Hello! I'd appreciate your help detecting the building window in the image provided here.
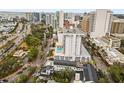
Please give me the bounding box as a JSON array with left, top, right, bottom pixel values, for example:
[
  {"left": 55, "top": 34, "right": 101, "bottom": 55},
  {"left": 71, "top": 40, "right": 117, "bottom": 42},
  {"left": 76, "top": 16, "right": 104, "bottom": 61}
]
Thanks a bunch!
[
  {"left": 76, "top": 57, "right": 80, "bottom": 61},
  {"left": 55, "top": 56, "right": 59, "bottom": 60}
]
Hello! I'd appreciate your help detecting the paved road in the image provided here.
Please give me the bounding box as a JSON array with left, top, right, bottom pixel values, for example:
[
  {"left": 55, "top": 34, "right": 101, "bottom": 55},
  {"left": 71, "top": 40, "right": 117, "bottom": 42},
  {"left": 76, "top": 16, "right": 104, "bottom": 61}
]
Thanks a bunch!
[
  {"left": 93, "top": 56, "right": 107, "bottom": 72},
  {"left": 33, "top": 39, "right": 51, "bottom": 67},
  {"left": 0, "top": 23, "right": 31, "bottom": 82},
  {"left": 0, "top": 23, "right": 31, "bottom": 61},
  {"left": 5, "top": 39, "right": 52, "bottom": 82}
]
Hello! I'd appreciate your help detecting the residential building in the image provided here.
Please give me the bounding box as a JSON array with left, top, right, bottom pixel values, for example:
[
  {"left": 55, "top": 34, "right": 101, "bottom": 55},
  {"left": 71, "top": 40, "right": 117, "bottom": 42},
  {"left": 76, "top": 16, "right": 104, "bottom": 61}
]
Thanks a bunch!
[
  {"left": 81, "top": 15, "right": 89, "bottom": 32},
  {"left": 89, "top": 9, "right": 112, "bottom": 38},
  {"left": 54, "top": 28, "right": 91, "bottom": 66},
  {"left": 104, "top": 48, "right": 124, "bottom": 65},
  {"left": 90, "top": 36, "right": 121, "bottom": 49},
  {"left": 56, "top": 11, "right": 64, "bottom": 29},
  {"left": 64, "top": 12, "right": 75, "bottom": 21},
  {"left": 40, "top": 12, "right": 46, "bottom": 24},
  {"left": 102, "top": 36, "right": 121, "bottom": 48},
  {"left": 46, "top": 14, "right": 51, "bottom": 25},
  {"left": 111, "top": 19, "right": 124, "bottom": 34},
  {"left": 26, "top": 13, "right": 33, "bottom": 22},
  {"left": 35, "top": 66, "right": 54, "bottom": 76},
  {"left": 13, "top": 50, "right": 27, "bottom": 59},
  {"left": 32, "top": 12, "right": 40, "bottom": 22},
  {"left": 73, "top": 64, "right": 98, "bottom": 83},
  {"left": 75, "top": 15, "right": 81, "bottom": 21}
]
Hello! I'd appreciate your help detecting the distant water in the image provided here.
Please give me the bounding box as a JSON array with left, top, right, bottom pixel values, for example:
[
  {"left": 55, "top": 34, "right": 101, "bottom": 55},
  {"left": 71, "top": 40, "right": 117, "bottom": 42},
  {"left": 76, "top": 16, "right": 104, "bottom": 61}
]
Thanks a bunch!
[{"left": 0, "top": 12, "right": 26, "bottom": 18}]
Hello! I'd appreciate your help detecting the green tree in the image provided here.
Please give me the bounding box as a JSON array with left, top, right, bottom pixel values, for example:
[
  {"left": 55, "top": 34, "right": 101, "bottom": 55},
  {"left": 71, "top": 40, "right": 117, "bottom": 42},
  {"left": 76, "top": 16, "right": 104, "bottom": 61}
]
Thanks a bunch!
[
  {"left": 27, "top": 66, "right": 36, "bottom": 75},
  {"left": 0, "top": 56, "right": 22, "bottom": 79},
  {"left": 52, "top": 69, "right": 74, "bottom": 83},
  {"left": 25, "top": 35, "right": 40, "bottom": 47},
  {"left": 28, "top": 47, "right": 38, "bottom": 61},
  {"left": 108, "top": 64, "right": 124, "bottom": 83},
  {"left": 16, "top": 74, "right": 28, "bottom": 83},
  {"left": 98, "top": 78, "right": 109, "bottom": 83},
  {"left": 29, "top": 77, "right": 37, "bottom": 83}
]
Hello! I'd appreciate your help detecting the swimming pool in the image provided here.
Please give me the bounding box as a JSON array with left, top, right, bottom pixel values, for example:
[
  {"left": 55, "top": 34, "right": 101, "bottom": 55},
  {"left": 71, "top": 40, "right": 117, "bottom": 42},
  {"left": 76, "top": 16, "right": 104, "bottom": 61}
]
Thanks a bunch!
[{"left": 56, "top": 47, "right": 63, "bottom": 53}]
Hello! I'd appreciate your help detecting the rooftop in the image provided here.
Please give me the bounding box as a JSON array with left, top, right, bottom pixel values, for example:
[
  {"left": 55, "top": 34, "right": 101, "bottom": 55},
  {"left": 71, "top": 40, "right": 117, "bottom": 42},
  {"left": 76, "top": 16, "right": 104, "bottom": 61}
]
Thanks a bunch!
[
  {"left": 13, "top": 50, "right": 27, "bottom": 57},
  {"left": 92, "top": 38, "right": 109, "bottom": 47},
  {"left": 83, "top": 64, "right": 98, "bottom": 82},
  {"left": 81, "top": 44, "right": 91, "bottom": 58},
  {"left": 113, "top": 19, "right": 124, "bottom": 23},
  {"left": 59, "top": 28, "right": 85, "bottom": 34},
  {"left": 105, "top": 48, "right": 124, "bottom": 64},
  {"left": 103, "top": 36, "right": 120, "bottom": 41},
  {"left": 54, "top": 60, "right": 76, "bottom": 67},
  {"left": 74, "top": 64, "right": 98, "bottom": 83}
]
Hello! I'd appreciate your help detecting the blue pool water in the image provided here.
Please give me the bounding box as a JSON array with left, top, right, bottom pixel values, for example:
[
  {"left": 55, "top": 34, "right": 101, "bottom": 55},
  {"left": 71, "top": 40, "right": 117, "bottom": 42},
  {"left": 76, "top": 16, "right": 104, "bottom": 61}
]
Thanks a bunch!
[{"left": 57, "top": 48, "right": 63, "bottom": 53}]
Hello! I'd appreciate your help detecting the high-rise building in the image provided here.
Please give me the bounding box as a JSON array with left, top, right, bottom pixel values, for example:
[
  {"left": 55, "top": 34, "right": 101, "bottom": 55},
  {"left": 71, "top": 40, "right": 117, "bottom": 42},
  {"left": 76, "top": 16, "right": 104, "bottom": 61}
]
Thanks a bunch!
[
  {"left": 89, "top": 9, "right": 112, "bottom": 38},
  {"left": 52, "top": 14, "right": 57, "bottom": 29},
  {"left": 56, "top": 11, "right": 64, "bottom": 29},
  {"left": 111, "top": 19, "right": 124, "bottom": 34},
  {"left": 40, "top": 12, "right": 46, "bottom": 24},
  {"left": 32, "top": 12, "right": 40, "bottom": 22},
  {"left": 64, "top": 13, "right": 75, "bottom": 20},
  {"left": 59, "top": 11, "right": 64, "bottom": 28},
  {"left": 26, "top": 13, "right": 33, "bottom": 22},
  {"left": 45, "top": 13, "right": 57, "bottom": 29},
  {"left": 75, "top": 15, "right": 81, "bottom": 21},
  {"left": 81, "top": 15, "right": 89, "bottom": 32},
  {"left": 54, "top": 28, "right": 91, "bottom": 62},
  {"left": 46, "top": 14, "right": 51, "bottom": 25}
]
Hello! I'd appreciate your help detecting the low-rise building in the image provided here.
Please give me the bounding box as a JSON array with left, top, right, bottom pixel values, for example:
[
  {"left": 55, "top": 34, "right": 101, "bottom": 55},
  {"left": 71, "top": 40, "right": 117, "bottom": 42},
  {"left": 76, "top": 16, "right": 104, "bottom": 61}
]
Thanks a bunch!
[
  {"left": 73, "top": 64, "right": 98, "bottom": 83},
  {"left": 54, "top": 59, "right": 83, "bottom": 71},
  {"left": 13, "top": 50, "right": 27, "bottom": 59},
  {"left": 111, "top": 19, "right": 124, "bottom": 34},
  {"left": 38, "top": 66, "right": 54, "bottom": 76},
  {"left": 104, "top": 48, "right": 124, "bottom": 65},
  {"left": 102, "top": 36, "right": 121, "bottom": 48},
  {"left": 90, "top": 36, "right": 121, "bottom": 49}
]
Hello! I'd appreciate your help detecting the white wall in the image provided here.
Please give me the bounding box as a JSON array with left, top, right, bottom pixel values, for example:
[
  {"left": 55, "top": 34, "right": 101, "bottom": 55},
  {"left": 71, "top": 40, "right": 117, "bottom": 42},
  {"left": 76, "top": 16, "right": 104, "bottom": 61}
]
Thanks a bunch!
[
  {"left": 59, "top": 11, "right": 64, "bottom": 28},
  {"left": 90, "top": 9, "right": 112, "bottom": 38}
]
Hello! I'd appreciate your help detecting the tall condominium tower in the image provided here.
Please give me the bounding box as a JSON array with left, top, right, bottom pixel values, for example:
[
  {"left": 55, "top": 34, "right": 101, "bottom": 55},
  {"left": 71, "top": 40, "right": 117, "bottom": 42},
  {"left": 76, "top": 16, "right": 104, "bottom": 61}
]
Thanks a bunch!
[
  {"left": 89, "top": 9, "right": 112, "bottom": 38},
  {"left": 54, "top": 28, "right": 91, "bottom": 62},
  {"left": 56, "top": 11, "right": 64, "bottom": 29}
]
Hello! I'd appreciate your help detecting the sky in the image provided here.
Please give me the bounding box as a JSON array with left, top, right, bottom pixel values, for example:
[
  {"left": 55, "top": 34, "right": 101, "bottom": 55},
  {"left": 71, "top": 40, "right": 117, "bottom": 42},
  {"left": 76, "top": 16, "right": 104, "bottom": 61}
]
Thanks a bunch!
[{"left": 0, "top": 9, "right": 124, "bottom": 14}]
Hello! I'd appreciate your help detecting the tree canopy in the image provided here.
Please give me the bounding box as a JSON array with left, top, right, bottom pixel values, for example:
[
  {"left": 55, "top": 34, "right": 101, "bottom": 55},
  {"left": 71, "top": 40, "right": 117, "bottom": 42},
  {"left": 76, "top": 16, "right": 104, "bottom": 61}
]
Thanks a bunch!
[
  {"left": 25, "top": 35, "right": 40, "bottom": 47},
  {"left": 108, "top": 64, "right": 124, "bottom": 83}
]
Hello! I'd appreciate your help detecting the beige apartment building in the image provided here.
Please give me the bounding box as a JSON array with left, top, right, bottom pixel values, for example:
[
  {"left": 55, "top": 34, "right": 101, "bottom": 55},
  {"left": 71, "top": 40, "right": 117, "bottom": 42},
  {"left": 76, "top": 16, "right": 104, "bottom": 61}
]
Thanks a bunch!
[
  {"left": 81, "top": 15, "right": 89, "bottom": 32},
  {"left": 111, "top": 19, "right": 124, "bottom": 34}
]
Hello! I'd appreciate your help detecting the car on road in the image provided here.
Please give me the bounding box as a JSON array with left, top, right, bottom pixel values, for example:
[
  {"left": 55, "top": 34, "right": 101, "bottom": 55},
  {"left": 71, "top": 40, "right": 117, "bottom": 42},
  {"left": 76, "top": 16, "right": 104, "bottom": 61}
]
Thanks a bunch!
[{"left": 17, "top": 71, "right": 23, "bottom": 74}]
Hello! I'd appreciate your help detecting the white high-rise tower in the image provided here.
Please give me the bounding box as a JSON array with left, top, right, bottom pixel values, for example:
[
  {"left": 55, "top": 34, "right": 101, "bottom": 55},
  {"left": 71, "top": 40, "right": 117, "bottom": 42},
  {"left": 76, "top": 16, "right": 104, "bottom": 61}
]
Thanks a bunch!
[{"left": 89, "top": 9, "right": 112, "bottom": 38}]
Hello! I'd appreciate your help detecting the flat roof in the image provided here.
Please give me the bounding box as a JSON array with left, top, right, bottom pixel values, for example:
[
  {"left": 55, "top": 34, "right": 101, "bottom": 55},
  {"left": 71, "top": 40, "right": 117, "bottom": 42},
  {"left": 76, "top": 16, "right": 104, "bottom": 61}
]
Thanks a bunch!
[
  {"left": 103, "top": 36, "right": 120, "bottom": 41},
  {"left": 83, "top": 64, "right": 98, "bottom": 82},
  {"left": 54, "top": 60, "right": 76, "bottom": 67},
  {"left": 81, "top": 44, "right": 91, "bottom": 58},
  {"left": 93, "top": 38, "right": 108, "bottom": 47},
  {"left": 59, "top": 28, "right": 85, "bottom": 34},
  {"left": 111, "top": 34, "right": 124, "bottom": 38},
  {"left": 105, "top": 48, "right": 124, "bottom": 63},
  {"left": 113, "top": 19, "right": 124, "bottom": 23}
]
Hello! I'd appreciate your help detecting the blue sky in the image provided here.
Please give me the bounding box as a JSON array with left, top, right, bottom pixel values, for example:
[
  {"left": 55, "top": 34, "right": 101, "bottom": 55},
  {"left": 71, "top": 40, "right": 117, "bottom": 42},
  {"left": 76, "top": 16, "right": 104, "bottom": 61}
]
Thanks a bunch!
[{"left": 0, "top": 9, "right": 124, "bottom": 14}]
